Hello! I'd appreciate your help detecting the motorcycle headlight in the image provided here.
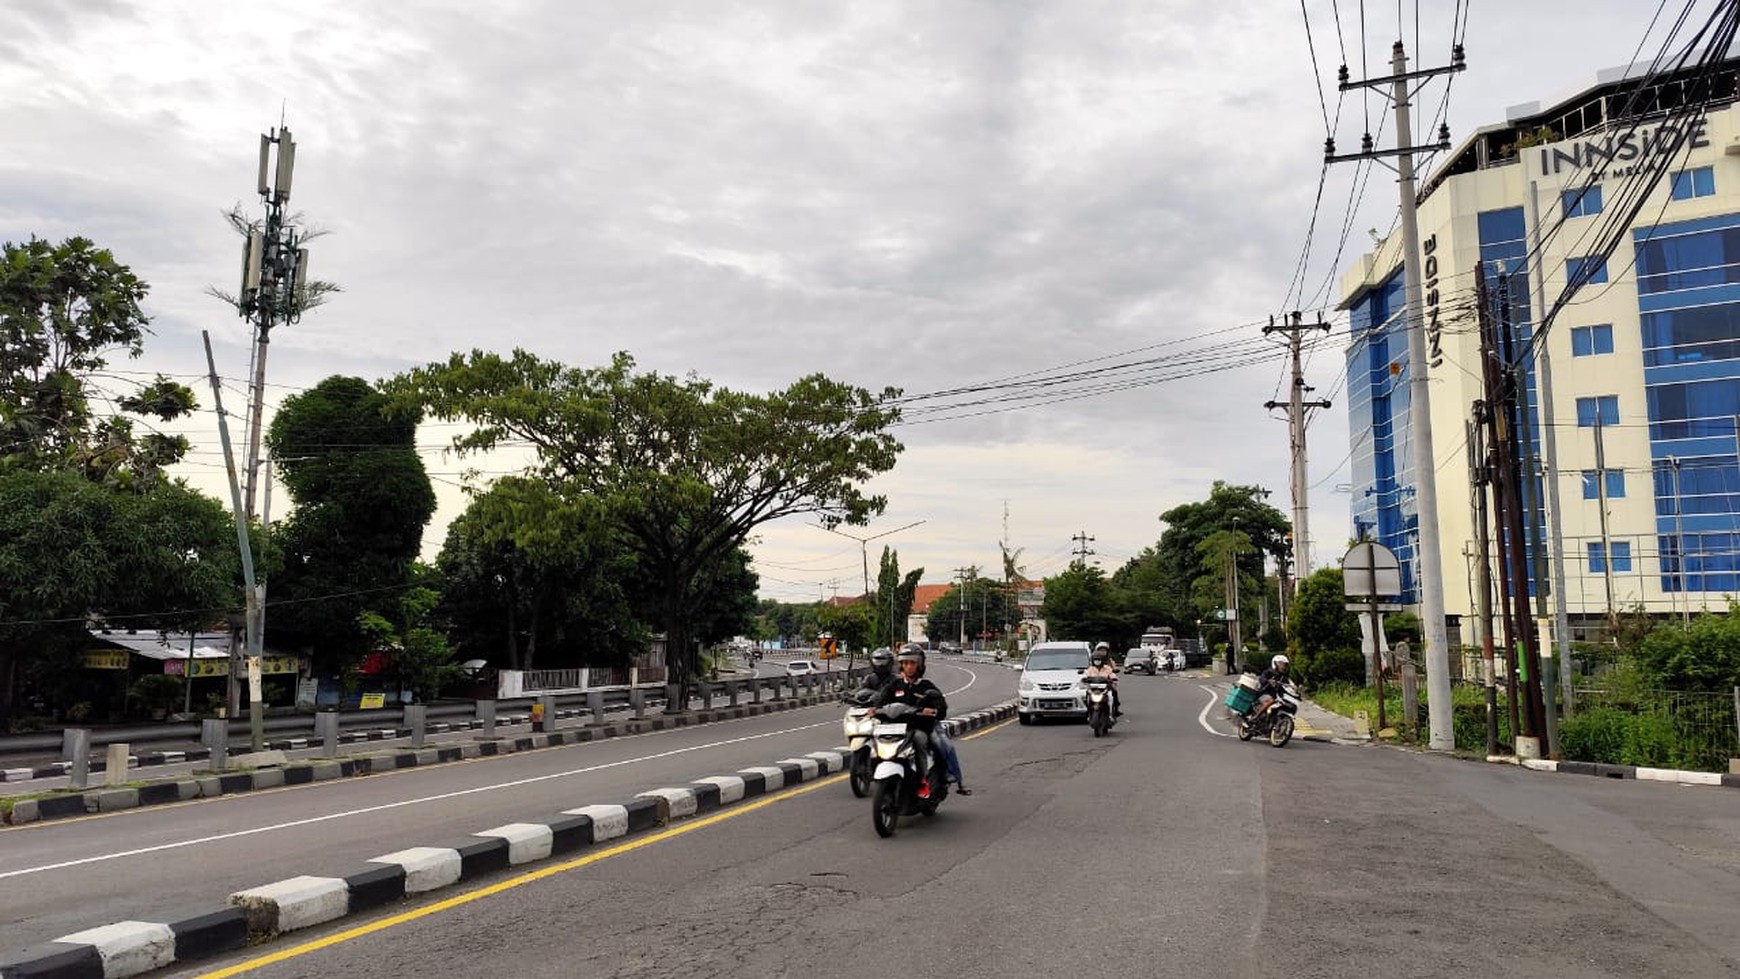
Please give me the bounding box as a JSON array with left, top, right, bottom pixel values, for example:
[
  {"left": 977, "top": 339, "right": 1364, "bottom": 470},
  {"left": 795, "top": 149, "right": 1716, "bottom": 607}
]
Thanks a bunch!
[{"left": 874, "top": 739, "right": 902, "bottom": 760}]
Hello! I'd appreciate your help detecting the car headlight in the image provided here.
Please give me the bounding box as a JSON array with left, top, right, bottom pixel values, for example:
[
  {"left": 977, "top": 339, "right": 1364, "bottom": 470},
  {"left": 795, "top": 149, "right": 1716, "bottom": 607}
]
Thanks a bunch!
[{"left": 1018, "top": 677, "right": 1034, "bottom": 692}]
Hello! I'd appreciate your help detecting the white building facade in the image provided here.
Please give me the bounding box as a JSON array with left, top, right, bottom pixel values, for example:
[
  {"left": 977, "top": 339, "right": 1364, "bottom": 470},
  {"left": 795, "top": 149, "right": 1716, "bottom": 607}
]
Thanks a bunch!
[{"left": 1341, "top": 59, "right": 1740, "bottom": 643}]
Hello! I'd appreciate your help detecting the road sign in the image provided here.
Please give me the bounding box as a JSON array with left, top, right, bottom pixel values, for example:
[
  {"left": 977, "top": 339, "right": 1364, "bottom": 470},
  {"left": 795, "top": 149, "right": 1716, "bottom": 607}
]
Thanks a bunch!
[{"left": 1342, "top": 542, "right": 1402, "bottom": 598}]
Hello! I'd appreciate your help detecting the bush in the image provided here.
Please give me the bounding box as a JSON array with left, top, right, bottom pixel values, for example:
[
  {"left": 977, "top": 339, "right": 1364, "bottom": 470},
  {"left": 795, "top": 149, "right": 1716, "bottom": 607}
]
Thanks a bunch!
[
  {"left": 1299, "top": 646, "right": 1365, "bottom": 686},
  {"left": 127, "top": 674, "right": 184, "bottom": 715},
  {"left": 1558, "top": 706, "right": 1708, "bottom": 769}
]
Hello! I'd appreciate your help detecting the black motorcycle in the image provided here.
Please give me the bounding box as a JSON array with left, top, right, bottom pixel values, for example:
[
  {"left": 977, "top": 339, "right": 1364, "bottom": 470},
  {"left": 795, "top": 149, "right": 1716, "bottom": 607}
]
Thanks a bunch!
[
  {"left": 867, "top": 702, "right": 948, "bottom": 838},
  {"left": 1237, "top": 680, "right": 1300, "bottom": 747}
]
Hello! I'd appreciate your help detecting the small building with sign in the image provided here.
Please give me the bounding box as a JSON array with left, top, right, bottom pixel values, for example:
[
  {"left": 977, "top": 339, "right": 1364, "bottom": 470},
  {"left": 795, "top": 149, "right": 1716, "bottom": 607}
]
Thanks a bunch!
[{"left": 81, "top": 629, "right": 308, "bottom": 717}]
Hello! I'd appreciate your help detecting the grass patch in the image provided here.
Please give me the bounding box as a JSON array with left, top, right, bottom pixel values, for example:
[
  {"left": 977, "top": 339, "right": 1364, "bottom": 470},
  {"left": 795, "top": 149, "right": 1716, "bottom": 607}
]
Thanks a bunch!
[{"left": 1308, "top": 681, "right": 1519, "bottom": 753}]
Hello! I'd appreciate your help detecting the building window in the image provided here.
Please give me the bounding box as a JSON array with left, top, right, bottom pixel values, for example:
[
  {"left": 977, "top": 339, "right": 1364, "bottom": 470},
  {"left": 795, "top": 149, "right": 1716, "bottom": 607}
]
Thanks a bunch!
[
  {"left": 1568, "top": 256, "right": 1609, "bottom": 285},
  {"left": 1589, "top": 541, "right": 1634, "bottom": 574},
  {"left": 1582, "top": 469, "right": 1626, "bottom": 499},
  {"left": 1576, "top": 395, "right": 1620, "bottom": 427},
  {"left": 1671, "top": 166, "right": 1716, "bottom": 201},
  {"left": 1571, "top": 324, "right": 1615, "bottom": 356},
  {"left": 1562, "top": 185, "right": 1603, "bottom": 218}
]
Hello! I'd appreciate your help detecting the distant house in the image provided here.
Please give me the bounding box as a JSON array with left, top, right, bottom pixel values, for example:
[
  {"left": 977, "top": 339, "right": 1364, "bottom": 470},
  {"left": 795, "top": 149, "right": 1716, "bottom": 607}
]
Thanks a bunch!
[{"left": 907, "top": 584, "right": 955, "bottom": 645}]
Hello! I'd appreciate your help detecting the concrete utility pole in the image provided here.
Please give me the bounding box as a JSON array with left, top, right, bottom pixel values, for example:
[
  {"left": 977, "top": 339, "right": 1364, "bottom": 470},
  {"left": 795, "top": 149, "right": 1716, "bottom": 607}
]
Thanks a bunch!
[
  {"left": 202, "top": 333, "right": 265, "bottom": 752},
  {"left": 954, "top": 566, "right": 974, "bottom": 648},
  {"left": 1330, "top": 40, "right": 1465, "bottom": 752},
  {"left": 1264, "top": 311, "right": 1334, "bottom": 584}
]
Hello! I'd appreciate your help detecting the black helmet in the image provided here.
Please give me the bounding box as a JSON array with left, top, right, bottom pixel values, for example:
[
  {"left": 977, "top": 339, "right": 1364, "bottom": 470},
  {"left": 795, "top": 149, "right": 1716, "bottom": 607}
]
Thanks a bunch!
[
  {"left": 897, "top": 644, "right": 927, "bottom": 677},
  {"left": 870, "top": 648, "right": 895, "bottom": 675}
]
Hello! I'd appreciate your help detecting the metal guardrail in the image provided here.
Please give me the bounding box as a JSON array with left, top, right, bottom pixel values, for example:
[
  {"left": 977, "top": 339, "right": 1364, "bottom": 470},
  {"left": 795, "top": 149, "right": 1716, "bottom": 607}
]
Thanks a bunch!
[{"left": 0, "top": 668, "right": 871, "bottom": 759}]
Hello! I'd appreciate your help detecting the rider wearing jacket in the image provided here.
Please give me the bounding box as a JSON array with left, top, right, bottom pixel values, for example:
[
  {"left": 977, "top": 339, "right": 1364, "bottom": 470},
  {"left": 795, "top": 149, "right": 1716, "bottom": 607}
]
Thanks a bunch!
[
  {"left": 851, "top": 648, "right": 898, "bottom": 702},
  {"left": 1252, "top": 654, "right": 1291, "bottom": 717},
  {"left": 1083, "top": 642, "right": 1121, "bottom": 717},
  {"left": 875, "top": 646, "right": 963, "bottom": 798}
]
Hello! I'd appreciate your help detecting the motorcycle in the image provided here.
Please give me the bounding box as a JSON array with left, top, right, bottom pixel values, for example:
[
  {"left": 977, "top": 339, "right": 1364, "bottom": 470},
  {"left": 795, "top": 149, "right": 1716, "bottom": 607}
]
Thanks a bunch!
[
  {"left": 1237, "top": 679, "right": 1300, "bottom": 747},
  {"left": 868, "top": 702, "right": 948, "bottom": 838},
  {"left": 841, "top": 688, "right": 878, "bottom": 797},
  {"left": 1083, "top": 675, "right": 1115, "bottom": 737}
]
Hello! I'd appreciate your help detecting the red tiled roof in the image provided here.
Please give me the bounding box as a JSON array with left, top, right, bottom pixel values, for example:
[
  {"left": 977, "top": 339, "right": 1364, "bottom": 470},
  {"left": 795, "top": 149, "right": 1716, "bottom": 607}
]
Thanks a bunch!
[{"left": 910, "top": 584, "right": 953, "bottom": 614}]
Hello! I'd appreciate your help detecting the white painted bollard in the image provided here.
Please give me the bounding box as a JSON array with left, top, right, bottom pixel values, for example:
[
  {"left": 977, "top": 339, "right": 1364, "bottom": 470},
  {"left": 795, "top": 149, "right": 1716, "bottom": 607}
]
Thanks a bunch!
[{"left": 105, "top": 743, "right": 130, "bottom": 787}]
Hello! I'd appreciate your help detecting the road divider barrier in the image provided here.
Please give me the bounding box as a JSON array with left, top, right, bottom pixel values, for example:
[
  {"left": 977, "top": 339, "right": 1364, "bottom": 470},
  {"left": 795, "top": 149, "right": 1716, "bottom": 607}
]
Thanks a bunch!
[
  {"left": 3, "top": 681, "right": 871, "bottom": 826},
  {"left": 0, "top": 701, "right": 1016, "bottom": 979}
]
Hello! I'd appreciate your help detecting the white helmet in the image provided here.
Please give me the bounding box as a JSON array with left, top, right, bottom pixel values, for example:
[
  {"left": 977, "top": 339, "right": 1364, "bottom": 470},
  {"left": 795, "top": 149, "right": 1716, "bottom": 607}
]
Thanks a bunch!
[{"left": 1271, "top": 654, "right": 1290, "bottom": 670}]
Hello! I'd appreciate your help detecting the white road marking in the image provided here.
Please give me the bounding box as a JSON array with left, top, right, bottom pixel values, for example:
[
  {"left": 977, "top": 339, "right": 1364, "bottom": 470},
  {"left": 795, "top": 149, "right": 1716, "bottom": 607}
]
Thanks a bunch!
[
  {"left": 0, "top": 667, "right": 984, "bottom": 879},
  {"left": 1197, "top": 684, "right": 1233, "bottom": 738}
]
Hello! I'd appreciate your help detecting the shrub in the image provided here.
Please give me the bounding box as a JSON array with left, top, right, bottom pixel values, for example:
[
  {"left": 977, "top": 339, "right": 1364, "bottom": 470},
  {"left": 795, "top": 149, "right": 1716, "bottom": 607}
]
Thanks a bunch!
[
  {"left": 1300, "top": 646, "right": 1365, "bottom": 686},
  {"left": 127, "top": 674, "right": 184, "bottom": 715}
]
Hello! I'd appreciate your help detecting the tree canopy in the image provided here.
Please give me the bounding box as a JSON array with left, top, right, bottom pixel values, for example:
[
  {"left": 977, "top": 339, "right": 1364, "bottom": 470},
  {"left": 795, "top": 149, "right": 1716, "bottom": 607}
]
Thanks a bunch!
[
  {"left": 390, "top": 350, "right": 902, "bottom": 697},
  {"left": 266, "top": 375, "right": 436, "bottom": 671}
]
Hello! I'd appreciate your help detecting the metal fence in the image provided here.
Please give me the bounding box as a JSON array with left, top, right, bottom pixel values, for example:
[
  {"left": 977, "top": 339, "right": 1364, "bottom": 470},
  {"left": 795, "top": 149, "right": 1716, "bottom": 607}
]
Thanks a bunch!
[{"left": 1567, "top": 685, "right": 1739, "bottom": 772}]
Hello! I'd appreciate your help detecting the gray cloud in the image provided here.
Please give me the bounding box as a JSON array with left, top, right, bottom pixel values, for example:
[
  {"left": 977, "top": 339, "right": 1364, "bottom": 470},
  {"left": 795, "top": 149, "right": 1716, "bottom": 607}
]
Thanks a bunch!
[{"left": 0, "top": 0, "right": 1680, "bottom": 599}]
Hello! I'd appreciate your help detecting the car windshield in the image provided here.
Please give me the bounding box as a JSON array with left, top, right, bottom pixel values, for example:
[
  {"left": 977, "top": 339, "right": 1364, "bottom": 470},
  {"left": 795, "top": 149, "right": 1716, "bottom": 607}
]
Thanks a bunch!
[{"left": 1026, "top": 649, "right": 1090, "bottom": 671}]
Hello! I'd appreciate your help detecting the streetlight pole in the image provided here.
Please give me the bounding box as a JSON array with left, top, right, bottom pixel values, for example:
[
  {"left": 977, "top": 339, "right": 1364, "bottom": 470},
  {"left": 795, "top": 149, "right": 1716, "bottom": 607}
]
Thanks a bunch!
[{"left": 819, "top": 519, "right": 926, "bottom": 647}]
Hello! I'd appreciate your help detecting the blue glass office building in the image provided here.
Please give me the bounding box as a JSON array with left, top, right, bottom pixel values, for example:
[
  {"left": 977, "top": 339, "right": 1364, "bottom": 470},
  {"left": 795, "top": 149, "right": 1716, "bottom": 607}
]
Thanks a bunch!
[{"left": 1340, "top": 58, "right": 1740, "bottom": 637}]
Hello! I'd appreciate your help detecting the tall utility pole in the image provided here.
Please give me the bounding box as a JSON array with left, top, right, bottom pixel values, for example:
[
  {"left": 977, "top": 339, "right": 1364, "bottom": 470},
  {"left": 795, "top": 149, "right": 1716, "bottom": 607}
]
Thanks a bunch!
[
  {"left": 1330, "top": 40, "right": 1465, "bottom": 751},
  {"left": 1264, "top": 311, "right": 1334, "bottom": 585},
  {"left": 954, "top": 566, "right": 974, "bottom": 648},
  {"left": 1467, "top": 411, "right": 1500, "bottom": 758},
  {"left": 1071, "top": 531, "right": 1096, "bottom": 569},
  {"left": 1593, "top": 414, "right": 1618, "bottom": 621},
  {"left": 203, "top": 333, "right": 265, "bottom": 752}
]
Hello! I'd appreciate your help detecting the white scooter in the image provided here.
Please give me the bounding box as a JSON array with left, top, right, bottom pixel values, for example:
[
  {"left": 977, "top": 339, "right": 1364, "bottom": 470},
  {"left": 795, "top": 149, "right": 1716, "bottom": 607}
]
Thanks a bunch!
[{"left": 841, "top": 689, "right": 878, "bottom": 798}]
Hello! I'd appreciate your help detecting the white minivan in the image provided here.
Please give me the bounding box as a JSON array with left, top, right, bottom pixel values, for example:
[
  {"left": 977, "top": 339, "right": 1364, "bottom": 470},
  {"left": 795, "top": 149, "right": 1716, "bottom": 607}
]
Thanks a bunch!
[{"left": 1017, "top": 641, "right": 1094, "bottom": 724}]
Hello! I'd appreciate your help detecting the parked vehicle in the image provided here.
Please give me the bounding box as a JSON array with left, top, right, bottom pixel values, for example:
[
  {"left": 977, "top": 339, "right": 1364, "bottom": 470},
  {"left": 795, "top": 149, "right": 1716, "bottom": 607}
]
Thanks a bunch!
[
  {"left": 1123, "top": 648, "right": 1159, "bottom": 675},
  {"left": 1017, "top": 641, "right": 1094, "bottom": 724},
  {"left": 786, "top": 660, "right": 819, "bottom": 677},
  {"left": 867, "top": 702, "right": 948, "bottom": 837},
  {"left": 1083, "top": 675, "right": 1116, "bottom": 736}
]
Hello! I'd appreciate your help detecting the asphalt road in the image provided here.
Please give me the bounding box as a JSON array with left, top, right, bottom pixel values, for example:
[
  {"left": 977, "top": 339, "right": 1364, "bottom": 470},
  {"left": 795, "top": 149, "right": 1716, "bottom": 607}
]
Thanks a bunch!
[
  {"left": 148, "top": 670, "right": 1740, "bottom": 979},
  {"left": 1, "top": 661, "right": 1009, "bottom": 952}
]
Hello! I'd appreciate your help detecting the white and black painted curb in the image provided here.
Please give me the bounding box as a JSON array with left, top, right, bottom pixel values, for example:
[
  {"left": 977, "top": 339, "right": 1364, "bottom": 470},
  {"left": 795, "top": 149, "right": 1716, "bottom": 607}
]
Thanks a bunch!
[
  {"left": 0, "top": 702, "right": 1017, "bottom": 979},
  {"left": 1498, "top": 755, "right": 1740, "bottom": 789},
  {"left": 4, "top": 690, "right": 852, "bottom": 826}
]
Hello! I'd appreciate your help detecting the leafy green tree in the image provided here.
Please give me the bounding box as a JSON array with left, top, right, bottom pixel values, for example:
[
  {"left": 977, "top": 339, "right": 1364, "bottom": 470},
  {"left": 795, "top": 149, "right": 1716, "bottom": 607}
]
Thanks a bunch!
[
  {"left": 1038, "top": 565, "right": 1139, "bottom": 649},
  {"left": 1109, "top": 546, "right": 1174, "bottom": 634},
  {"left": 356, "top": 568, "right": 458, "bottom": 703},
  {"left": 1150, "top": 482, "right": 1289, "bottom": 624},
  {"left": 925, "top": 576, "right": 1019, "bottom": 647},
  {"left": 390, "top": 350, "right": 901, "bottom": 700},
  {"left": 0, "top": 469, "right": 237, "bottom": 713},
  {"left": 1287, "top": 567, "right": 1364, "bottom": 685},
  {"left": 817, "top": 601, "right": 873, "bottom": 660},
  {"left": 754, "top": 599, "right": 820, "bottom": 647},
  {"left": 435, "top": 477, "right": 640, "bottom": 670},
  {"left": 266, "top": 376, "right": 436, "bottom": 672},
  {"left": 1, "top": 236, "right": 199, "bottom": 487},
  {"left": 870, "top": 546, "right": 924, "bottom": 648}
]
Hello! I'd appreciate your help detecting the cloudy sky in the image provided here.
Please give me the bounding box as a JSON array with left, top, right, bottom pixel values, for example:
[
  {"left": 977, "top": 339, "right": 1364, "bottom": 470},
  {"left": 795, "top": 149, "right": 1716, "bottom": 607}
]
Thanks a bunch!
[{"left": 0, "top": 0, "right": 1688, "bottom": 602}]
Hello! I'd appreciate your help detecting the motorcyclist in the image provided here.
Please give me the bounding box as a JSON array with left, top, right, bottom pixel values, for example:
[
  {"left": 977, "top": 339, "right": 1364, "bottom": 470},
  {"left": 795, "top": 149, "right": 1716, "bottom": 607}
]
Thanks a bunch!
[
  {"left": 1083, "top": 642, "right": 1121, "bottom": 717},
  {"left": 1252, "top": 654, "right": 1292, "bottom": 718},
  {"left": 849, "top": 648, "right": 897, "bottom": 704},
  {"left": 875, "top": 645, "right": 966, "bottom": 798}
]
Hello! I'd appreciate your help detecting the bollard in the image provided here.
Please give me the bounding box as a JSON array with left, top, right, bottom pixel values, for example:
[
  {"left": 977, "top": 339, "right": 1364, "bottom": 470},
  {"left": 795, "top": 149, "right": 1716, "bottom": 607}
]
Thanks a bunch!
[
  {"left": 587, "top": 690, "right": 606, "bottom": 726},
  {"left": 405, "top": 704, "right": 428, "bottom": 749},
  {"left": 728, "top": 680, "right": 740, "bottom": 708},
  {"left": 477, "top": 699, "right": 497, "bottom": 739},
  {"left": 752, "top": 678, "right": 764, "bottom": 704},
  {"left": 63, "top": 728, "right": 91, "bottom": 790},
  {"left": 540, "top": 694, "right": 558, "bottom": 732},
  {"left": 315, "top": 710, "right": 341, "bottom": 758},
  {"left": 630, "top": 686, "right": 646, "bottom": 720},
  {"left": 664, "top": 682, "right": 682, "bottom": 715},
  {"left": 701, "top": 681, "right": 714, "bottom": 711},
  {"left": 202, "top": 718, "right": 229, "bottom": 770},
  {"left": 105, "top": 743, "right": 130, "bottom": 788}
]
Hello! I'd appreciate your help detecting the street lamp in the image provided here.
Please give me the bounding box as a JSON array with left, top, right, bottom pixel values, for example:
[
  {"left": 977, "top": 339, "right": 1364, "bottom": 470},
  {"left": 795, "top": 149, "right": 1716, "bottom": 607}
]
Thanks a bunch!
[{"left": 818, "top": 519, "right": 927, "bottom": 647}]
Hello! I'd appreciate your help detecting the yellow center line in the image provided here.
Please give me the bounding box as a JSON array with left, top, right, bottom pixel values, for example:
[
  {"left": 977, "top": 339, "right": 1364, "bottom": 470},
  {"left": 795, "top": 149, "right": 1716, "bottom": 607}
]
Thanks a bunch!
[{"left": 191, "top": 714, "right": 1011, "bottom": 978}]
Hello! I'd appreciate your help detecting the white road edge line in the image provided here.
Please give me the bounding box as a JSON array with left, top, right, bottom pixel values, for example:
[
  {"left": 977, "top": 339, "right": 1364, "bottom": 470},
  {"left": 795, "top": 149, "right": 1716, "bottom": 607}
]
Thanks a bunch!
[
  {"left": 1197, "top": 684, "right": 1233, "bottom": 738},
  {"left": 0, "top": 667, "right": 986, "bottom": 880}
]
